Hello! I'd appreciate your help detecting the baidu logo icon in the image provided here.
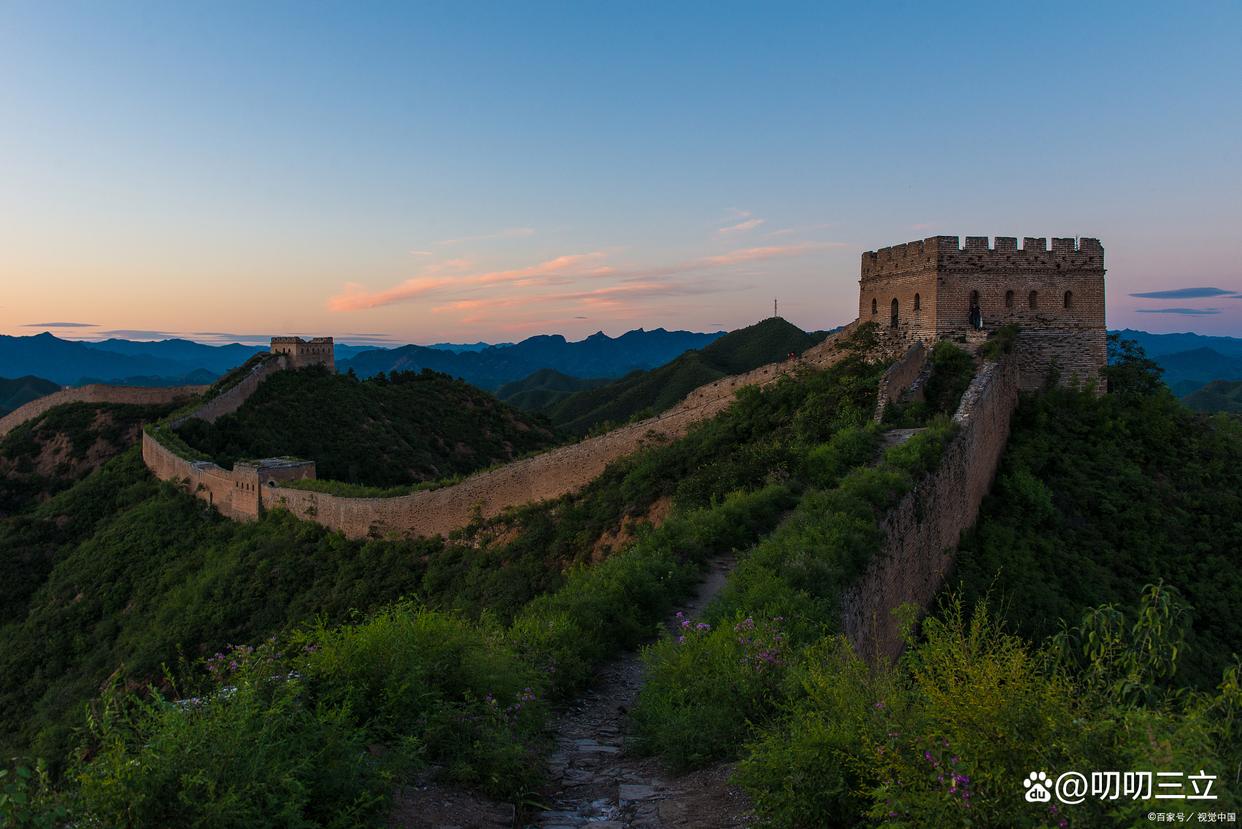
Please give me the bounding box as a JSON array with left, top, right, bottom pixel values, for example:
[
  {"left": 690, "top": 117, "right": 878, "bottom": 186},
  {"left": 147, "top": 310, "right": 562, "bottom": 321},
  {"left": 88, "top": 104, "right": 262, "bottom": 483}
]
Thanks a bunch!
[{"left": 1024, "top": 771, "right": 1053, "bottom": 802}]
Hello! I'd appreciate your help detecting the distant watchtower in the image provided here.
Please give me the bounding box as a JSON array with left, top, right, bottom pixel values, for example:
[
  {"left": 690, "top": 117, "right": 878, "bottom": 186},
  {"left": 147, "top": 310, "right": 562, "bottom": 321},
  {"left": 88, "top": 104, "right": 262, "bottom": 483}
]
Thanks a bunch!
[
  {"left": 859, "top": 236, "right": 1106, "bottom": 391},
  {"left": 270, "top": 336, "right": 335, "bottom": 372}
]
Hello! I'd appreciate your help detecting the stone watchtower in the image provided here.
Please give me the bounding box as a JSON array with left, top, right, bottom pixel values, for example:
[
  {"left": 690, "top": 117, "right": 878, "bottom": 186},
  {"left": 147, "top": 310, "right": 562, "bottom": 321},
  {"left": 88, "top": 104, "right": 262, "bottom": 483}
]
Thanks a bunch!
[
  {"left": 270, "top": 336, "right": 336, "bottom": 371},
  {"left": 858, "top": 236, "right": 1106, "bottom": 391}
]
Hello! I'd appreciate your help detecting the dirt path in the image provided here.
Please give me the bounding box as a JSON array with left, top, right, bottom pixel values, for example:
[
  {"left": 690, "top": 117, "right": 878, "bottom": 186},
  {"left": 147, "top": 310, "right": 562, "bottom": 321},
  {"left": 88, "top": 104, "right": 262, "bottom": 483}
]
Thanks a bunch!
[
  {"left": 529, "top": 552, "right": 753, "bottom": 829},
  {"left": 387, "top": 554, "right": 752, "bottom": 829}
]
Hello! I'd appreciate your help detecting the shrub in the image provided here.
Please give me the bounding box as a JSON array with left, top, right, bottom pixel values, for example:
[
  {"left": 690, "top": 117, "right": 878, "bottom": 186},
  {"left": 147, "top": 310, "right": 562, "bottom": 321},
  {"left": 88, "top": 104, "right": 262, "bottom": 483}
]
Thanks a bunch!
[
  {"left": 630, "top": 613, "right": 791, "bottom": 770},
  {"left": 293, "top": 604, "right": 545, "bottom": 798},
  {"left": 75, "top": 656, "right": 382, "bottom": 829}
]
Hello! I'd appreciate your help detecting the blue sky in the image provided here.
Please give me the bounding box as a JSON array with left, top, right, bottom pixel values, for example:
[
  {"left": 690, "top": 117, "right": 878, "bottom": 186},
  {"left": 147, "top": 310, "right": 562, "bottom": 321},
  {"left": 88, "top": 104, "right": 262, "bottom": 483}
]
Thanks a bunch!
[{"left": 2, "top": 1, "right": 1240, "bottom": 344}]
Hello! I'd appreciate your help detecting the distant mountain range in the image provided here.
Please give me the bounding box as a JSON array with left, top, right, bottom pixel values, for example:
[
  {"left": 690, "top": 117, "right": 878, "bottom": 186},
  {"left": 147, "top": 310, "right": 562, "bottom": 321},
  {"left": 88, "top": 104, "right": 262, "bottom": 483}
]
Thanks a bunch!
[
  {"left": 339, "top": 328, "right": 727, "bottom": 390},
  {"left": 4, "top": 327, "right": 1242, "bottom": 410}
]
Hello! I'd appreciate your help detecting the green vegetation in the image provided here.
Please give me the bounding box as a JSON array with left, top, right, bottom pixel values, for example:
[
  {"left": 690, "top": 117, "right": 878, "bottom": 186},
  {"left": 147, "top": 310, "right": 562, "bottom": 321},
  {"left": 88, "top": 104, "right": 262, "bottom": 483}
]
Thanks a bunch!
[
  {"left": 629, "top": 420, "right": 957, "bottom": 770},
  {"left": 734, "top": 588, "right": 1239, "bottom": 827},
  {"left": 949, "top": 336, "right": 1242, "bottom": 688},
  {"left": 176, "top": 366, "right": 558, "bottom": 487},
  {"left": 1184, "top": 378, "right": 1242, "bottom": 413},
  {"left": 529, "top": 317, "right": 823, "bottom": 435},
  {"left": 0, "top": 401, "right": 178, "bottom": 514},
  {"left": 880, "top": 340, "right": 976, "bottom": 427},
  {"left": 0, "top": 325, "right": 889, "bottom": 823},
  {"left": 0, "top": 375, "right": 59, "bottom": 417}
]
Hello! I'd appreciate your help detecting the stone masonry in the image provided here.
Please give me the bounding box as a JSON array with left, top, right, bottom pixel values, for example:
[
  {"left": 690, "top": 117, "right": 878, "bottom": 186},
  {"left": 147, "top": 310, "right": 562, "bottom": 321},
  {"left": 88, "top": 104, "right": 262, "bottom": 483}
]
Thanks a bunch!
[
  {"left": 0, "top": 383, "right": 208, "bottom": 439},
  {"left": 859, "top": 235, "right": 1106, "bottom": 391},
  {"left": 269, "top": 336, "right": 335, "bottom": 371}
]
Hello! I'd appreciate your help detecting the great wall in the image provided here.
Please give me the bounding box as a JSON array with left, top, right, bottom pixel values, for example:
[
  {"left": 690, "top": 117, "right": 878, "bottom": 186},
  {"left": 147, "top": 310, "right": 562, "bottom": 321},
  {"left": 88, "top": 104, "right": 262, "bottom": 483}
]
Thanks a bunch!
[
  {"left": 2, "top": 235, "right": 1105, "bottom": 661},
  {"left": 0, "top": 383, "right": 208, "bottom": 439}
]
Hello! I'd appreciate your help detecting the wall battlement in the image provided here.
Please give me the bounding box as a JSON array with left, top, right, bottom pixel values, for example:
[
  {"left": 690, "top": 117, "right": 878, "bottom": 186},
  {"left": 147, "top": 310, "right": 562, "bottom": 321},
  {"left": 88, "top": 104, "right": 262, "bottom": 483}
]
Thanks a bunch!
[{"left": 862, "top": 235, "right": 1103, "bottom": 278}]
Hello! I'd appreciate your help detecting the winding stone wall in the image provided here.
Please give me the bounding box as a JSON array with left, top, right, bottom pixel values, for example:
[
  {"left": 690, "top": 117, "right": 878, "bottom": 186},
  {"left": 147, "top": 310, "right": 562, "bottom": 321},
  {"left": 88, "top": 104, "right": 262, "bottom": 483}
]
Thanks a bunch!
[
  {"left": 260, "top": 320, "right": 864, "bottom": 539},
  {"left": 0, "top": 384, "right": 208, "bottom": 439},
  {"left": 171, "top": 356, "right": 287, "bottom": 427},
  {"left": 841, "top": 353, "right": 1021, "bottom": 664}
]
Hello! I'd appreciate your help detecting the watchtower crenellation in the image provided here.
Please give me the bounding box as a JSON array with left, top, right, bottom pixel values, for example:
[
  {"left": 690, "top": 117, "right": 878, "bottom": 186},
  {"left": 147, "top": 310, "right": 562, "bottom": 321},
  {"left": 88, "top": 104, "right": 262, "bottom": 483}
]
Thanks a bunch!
[
  {"left": 270, "top": 336, "right": 336, "bottom": 371},
  {"left": 859, "top": 235, "right": 1106, "bottom": 392}
]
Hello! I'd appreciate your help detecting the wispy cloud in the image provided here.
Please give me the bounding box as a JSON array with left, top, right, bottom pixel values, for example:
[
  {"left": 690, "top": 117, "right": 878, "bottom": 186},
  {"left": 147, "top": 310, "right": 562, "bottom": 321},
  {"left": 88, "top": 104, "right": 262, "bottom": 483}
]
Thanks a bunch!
[
  {"left": 1133, "top": 307, "right": 1222, "bottom": 315},
  {"left": 911, "top": 222, "right": 937, "bottom": 232},
  {"left": 329, "top": 241, "right": 840, "bottom": 318},
  {"left": 329, "top": 252, "right": 612, "bottom": 311},
  {"left": 717, "top": 209, "right": 765, "bottom": 236},
  {"left": 409, "top": 250, "right": 433, "bottom": 256},
  {"left": 1130, "top": 287, "right": 1239, "bottom": 299},
  {"left": 22, "top": 321, "right": 97, "bottom": 328},
  {"left": 437, "top": 227, "right": 535, "bottom": 246},
  {"left": 718, "top": 217, "right": 765, "bottom": 235}
]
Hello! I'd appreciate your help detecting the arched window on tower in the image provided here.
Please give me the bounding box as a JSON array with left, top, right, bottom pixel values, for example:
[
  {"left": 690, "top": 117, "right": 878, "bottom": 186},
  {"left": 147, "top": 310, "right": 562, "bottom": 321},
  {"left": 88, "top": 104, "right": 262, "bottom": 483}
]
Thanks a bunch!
[
  {"left": 871, "top": 298, "right": 877, "bottom": 316},
  {"left": 1005, "top": 290, "right": 1014, "bottom": 309},
  {"left": 890, "top": 298, "right": 899, "bottom": 329},
  {"left": 1063, "top": 290, "right": 1073, "bottom": 309},
  {"left": 914, "top": 293, "right": 921, "bottom": 312},
  {"left": 1029, "top": 290, "right": 1039, "bottom": 309}
]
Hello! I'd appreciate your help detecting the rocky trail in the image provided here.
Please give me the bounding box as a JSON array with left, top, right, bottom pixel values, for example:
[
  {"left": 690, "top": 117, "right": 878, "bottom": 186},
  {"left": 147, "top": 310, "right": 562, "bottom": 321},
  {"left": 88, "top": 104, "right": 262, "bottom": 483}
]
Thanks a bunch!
[
  {"left": 529, "top": 552, "right": 753, "bottom": 829},
  {"left": 390, "top": 553, "right": 755, "bottom": 829}
]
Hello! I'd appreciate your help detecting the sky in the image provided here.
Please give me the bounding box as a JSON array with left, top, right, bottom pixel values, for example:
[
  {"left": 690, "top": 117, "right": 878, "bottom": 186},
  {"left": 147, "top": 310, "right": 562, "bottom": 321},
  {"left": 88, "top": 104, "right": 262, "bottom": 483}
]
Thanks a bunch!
[{"left": 2, "top": 1, "right": 1240, "bottom": 346}]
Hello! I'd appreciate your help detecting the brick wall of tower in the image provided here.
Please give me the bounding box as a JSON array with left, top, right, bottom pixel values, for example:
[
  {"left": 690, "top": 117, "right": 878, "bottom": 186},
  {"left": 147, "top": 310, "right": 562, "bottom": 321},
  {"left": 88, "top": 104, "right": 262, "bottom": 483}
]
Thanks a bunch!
[
  {"left": 861, "top": 235, "right": 1106, "bottom": 391},
  {"left": 859, "top": 240, "right": 939, "bottom": 342}
]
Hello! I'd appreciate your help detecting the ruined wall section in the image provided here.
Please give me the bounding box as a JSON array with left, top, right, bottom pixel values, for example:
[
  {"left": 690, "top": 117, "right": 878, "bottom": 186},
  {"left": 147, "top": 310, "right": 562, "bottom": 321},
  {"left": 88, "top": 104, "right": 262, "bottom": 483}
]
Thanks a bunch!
[
  {"left": 0, "top": 384, "right": 208, "bottom": 439},
  {"left": 872, "top": 341, "right": 928, "bottom": 422},
  {"left": 841, "top": 353, "right": 1021, "bottom": 664}
]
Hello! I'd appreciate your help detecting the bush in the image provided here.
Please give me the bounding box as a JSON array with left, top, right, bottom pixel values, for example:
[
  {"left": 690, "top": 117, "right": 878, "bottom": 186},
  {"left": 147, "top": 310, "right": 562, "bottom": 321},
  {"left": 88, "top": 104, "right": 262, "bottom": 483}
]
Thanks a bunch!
[
  {"left": 293, "top": 604, "right": 545, "bottom": 798},
  {"left": 75, "top": 656, "right": 382, "bottom": 829},
  {"left": 736, "top": 591, "right": 1242, "bottom": 828},
  {"left": 630, "top": 613, "right": 791, "bottom": 770}
]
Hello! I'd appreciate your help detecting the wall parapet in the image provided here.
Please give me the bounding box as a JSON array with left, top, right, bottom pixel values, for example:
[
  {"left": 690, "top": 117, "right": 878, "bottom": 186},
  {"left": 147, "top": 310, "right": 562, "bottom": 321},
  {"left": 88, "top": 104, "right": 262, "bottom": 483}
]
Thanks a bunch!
[
  {"left": 841, "top": 353, "right": 1021, "bottom": 663},
  {"left": 0, "top": 383, "right": 208, "bottom": 439},
  {"left": 862, "top": 235, "right": 1103, "bottom": 279}
]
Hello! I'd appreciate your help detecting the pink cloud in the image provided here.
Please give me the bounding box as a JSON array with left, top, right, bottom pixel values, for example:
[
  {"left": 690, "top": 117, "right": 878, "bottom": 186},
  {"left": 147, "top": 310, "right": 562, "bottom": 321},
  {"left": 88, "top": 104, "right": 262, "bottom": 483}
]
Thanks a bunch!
[
  {"left": 718, "top": 217, "right": 766, "bottom": 235},
  {"left": 328, "top": 252, "right": 610, "bottom": 311},
  {"left": 329, "top": 241, "right": 840, "bottom": 313}
]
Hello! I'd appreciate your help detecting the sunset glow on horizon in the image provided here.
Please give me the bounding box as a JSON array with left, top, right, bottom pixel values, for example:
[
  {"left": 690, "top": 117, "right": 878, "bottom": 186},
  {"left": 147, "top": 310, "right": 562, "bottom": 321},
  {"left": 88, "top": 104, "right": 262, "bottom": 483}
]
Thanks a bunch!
[{"left": 3, "top": 2, "right": 1241, "bottom": 345}]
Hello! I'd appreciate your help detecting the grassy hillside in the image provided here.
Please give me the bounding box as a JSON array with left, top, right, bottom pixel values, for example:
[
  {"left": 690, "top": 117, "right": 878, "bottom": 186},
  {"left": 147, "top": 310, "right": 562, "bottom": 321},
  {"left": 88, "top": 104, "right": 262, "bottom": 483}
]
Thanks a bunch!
[
  {"left": 0, "top": 400, "right": 179, "bottom": 515},
  {"left": 1184, "top": 378, "right": 1242, "bottom": 413},
  {"left": 176, "top": 366, "right": 558, "bottom": 487},
  {"left": 947, "top": 355, "right": 1242, "bottom": 688},
  {"left": 495, "top": 368, "right": 609, "bottom": 411},
  {"left": 0, "top": 375, "right": 59, "bottom": 416},
  {"left": 535, "top": 317, "right": 823, "bottom": 435},
  {"left": 0, "top": 325, "right": 886, "bottom": 807}
]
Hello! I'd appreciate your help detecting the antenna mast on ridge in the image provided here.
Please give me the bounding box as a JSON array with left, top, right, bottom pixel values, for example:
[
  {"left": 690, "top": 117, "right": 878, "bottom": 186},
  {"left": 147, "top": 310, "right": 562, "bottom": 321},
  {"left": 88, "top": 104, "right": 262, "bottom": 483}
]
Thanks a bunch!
[{"left": 774, "top": 298, "right": 778, "bottom": 318}]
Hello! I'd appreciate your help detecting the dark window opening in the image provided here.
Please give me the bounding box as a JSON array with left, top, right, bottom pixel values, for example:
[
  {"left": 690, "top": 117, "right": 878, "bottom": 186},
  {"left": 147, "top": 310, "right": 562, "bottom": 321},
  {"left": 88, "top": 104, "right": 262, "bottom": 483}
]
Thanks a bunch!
[
  {"left": 914, "top": 292, "right": 921, "bottom": 312},
  {"left": 1063, "top": 290, "right": 1073, "bottom": 309},
  {"left": 1029, "top": 290, "right": 1038, "bottom": 309},
  {"left": 890, "top": 297, "right": 899, "bottom": 329},
  {"left": 871, "top": 297, "right": 877, "bottom": 315},
  {"left": 1005, "top": 289, "right": 1014, "bottom": 308}
]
